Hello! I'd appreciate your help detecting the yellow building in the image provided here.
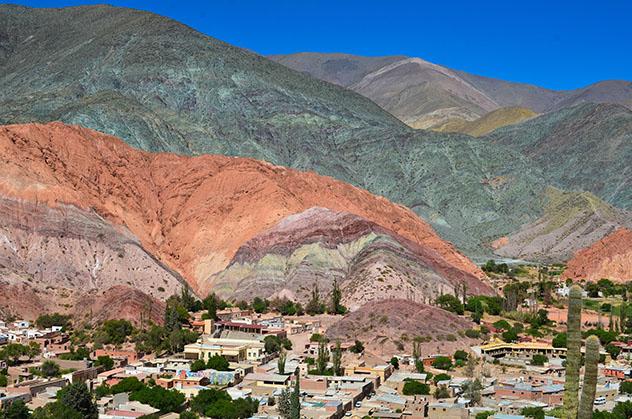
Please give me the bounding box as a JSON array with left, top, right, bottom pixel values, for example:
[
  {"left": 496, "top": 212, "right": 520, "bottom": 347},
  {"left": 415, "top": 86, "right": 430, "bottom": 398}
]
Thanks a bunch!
[{"left": 184, "top": 337, "right": 265, "bottom": 363}]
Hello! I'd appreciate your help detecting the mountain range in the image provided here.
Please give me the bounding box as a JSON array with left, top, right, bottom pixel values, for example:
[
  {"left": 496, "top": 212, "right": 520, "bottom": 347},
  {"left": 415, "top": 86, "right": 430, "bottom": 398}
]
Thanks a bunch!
[
  {"left": 0, "top": 4, "right": 631, "bottom": 320},
  {"left": 270, "top": 52, "right": 632, "bottom": 130}
]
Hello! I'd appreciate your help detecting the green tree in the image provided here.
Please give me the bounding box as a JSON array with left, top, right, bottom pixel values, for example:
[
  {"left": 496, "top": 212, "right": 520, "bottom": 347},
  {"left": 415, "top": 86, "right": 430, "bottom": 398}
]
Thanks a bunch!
[
  {"left": 316, "top": 340, "right": 329, "bottom": 375},
  {"left": 521, "top": 407, "right": 545, "bottom": 419},
  {"left": 531, "top": 354, "right": 548, "bottom": 366},
  {"left": 620, "top": 381, "right": 632, "bottom": 394},
  {"left": 433, "top": 373, "right": 451, "bottom": 384},
  {"left": 605, "top": 343, "right": 621, "bottom": 359},
  {"left": 332, "top": 341, "right": 342, "bottom": 376},
  {"left": 278, "top": 350, "right": 287, "bottom": 375},
  {"left": 252, "top": 297, "right": 268, "bottom": 314},
  {"left": 475, "top": 411, "right": 494, "bottom": 419},
  {"left": 58, "top": 382, "right": 98, "bottom": 419},
  {"left": 290, "top": 373, "right": 300, "bottom": 419},
  {"left": 190, "top": 389, "right": 230, "bottom": 415},
  {"left": 101, "top": 319, "right": 134, "bottom": 345},
  {"left": 552, "top": 332, "right": 567, "bottom": 348},
  {"left": 306, "top": 283, "right": 324, "bottom": 315},
  {"left": 130, "top": 386, "right": 185, "bottom": 412},
  {"left": 35, "top": 313, "right": 71, "bottom": 330},
  {"left": 94, "top": 356, "right": 114, "bottom": 371},
  {"left": 453, "top": 350, "right": 468, "bottom": 361},
  {"left": 277, "top": 387, "right": 292, "bottom": 419},
  {"left": 349, "top": 340, "right": 364, "bottom": 354},
  {"left": 0, "top": 374, "right": 8, "bottom": 387},
  {"left": 330, "top": 278, "right": 346, "bottom": 315},
  {"left": 179, "top": 412, "right": 199, "bottom": 419},
  {"left": 32, "top": 401, "right": 83, "bottom": 419},
  {"left": 462, "top": 379, "right": 483, "bottom": 405},
  {"left": 1, "top": 400, "right": 31, "bottom": 419},
  {"left": 402, "top": 380, "right": 429, "bottom": 395},
  {"left": 190, "top": 359, "right": 207, "bottom": 372},
  {"left": 207, "top": 355, "right": 230, "bottom": 371},
  {"left": 36, "top": 360, "right": 59, "bottom": 378},
  {"left": 435, "top": 294, "right": 464, "bottom": 315},
  {"left": 432, "top": 356, "right": 453, "bottom": 370},
  {"left": 111, "top": 377, "right": 145, "bottom": 394},
  {"left": 390, "top": 357, "right": 399, "bottom": 370}
]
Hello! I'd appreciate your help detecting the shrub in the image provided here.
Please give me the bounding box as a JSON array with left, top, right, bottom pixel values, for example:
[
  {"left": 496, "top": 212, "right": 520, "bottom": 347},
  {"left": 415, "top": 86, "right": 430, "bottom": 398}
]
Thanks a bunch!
[
  {"left": 465, "top": 329, "right": 481, "bottom": 338},
  {"left": 453, "top": 350, "right": 468, "bottom": 361},
  {"left": 432, "top": 356, "right": 453, "bottom": 370},
  {"left": 530, "top": 354, "right": 548, "bottom": 366},
  {"left": 433, "top": 373, "right": 451, "bottom": 384},
  {"left": 402, "top": 380, "right": 430, "bottom": 395}
]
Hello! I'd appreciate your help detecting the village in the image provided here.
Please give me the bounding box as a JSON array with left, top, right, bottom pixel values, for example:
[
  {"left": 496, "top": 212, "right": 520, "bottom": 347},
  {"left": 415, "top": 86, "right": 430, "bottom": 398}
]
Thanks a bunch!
[{"left": 2, "top": 274, "right": 632, "bottom": 419}]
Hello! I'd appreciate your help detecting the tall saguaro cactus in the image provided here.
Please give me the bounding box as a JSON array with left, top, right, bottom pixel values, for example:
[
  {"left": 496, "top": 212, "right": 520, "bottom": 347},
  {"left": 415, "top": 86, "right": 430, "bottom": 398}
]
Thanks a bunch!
[
  {"left": 563, "top": 285, "right": 583, "bottom": 419},
  {"left": 579, "top": 335, "right": 601, "bottom": 419}
]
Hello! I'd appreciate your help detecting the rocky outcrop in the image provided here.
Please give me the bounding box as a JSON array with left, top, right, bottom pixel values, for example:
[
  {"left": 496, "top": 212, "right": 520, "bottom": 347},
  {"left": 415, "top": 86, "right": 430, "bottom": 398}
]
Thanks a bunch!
[
  {"left": 492, "top": 188, "right": 632, "bottom": 263},
  {"left": 210, "top": 208, "right": 493, "bottom": 309},
  {"left": 326, "top": 299, "right": 477, "bottom": 356},
  {"left": 439, "top": 107, "right": 538, "bottom": 136},
  {"left": 0, "top": 123, "right": 488, "bottom": 302},
  {"left": 562, "top": 229, "right": 632, "bottom": 283}
]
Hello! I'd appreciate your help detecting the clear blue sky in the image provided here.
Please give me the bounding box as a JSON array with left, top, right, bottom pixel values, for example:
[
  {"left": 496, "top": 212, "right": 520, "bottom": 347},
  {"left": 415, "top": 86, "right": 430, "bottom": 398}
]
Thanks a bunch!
[{"left": 13, "top": 0, "right": 632, "bottom": 90}]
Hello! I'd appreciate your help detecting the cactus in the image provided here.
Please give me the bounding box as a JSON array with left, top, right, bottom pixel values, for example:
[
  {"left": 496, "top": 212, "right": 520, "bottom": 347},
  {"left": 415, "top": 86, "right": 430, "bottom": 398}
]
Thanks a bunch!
[
  {"left": 563, "top": 285, "right": 583, "bottom": 419},
  {"left": 579, "top": 335, "right": 600, "bottom": 419}
]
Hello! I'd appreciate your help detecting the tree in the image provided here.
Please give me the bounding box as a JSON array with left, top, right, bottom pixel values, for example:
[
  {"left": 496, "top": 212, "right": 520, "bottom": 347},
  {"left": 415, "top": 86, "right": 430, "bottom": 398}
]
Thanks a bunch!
[
  {"left": 465, "top": 356, "right": 477, "bottom": 378},
  {"left": 191, "top": 359, "right": 207, "bottom": 372},
  {"left": 252, "top": 297, "right": 268, "bottom": 314},
  {"left": 101, "top": 319, "right": 134, "bottom": 345},
  {"left": 306, "top": 283, "right": 324, "bottom": 315},
  {"left": 277, "top": 388, "right": 292, "bottom": 419},
  {"left": 190, "top": 389, "right": 230, "bottom": 415},
  {"left": 521, "top": 407, "right": 545, "bottom": 419},
  {"left": 330, "top": 278, "right": 346, "bottom": 315},
  {"left": 290, "top": 373, "right": 300, "bottom": 419},
  {"left": 179, "top": 412, "right": 200, "bottom": 419},
  {"left": 94, "top": 355, "right": 114, "bottom": 371},
  {"left": 435, "top": 384, "right": 450, "bottom": 399},
  {"left": 180, "top": 286, "right": 197, "bottom": 312},
  {"left": 35, "top": 313, "right": 71, "bottom": 330},
  {"left": 493, "top": 319, "right": 511, "bottom": 330},
  {"left": 531, "top": 354, "right": 548, "bottom": 366},
  {"left": 453, "top": 350, "right": 468, "bottom": 361},
  {"left": 207, "top": 355, "right": 230, "bottom": 371},
  {"left": 414, "top": 359, "right": 424, "bottom": 373},
  {"left": 0, "top": 374, "right": 7, "bottom": 387},
  {"left": 130, "top": 386, "right": 185, "bottom": 412},
  {"left": 501, "top": 328, "right": 519, "bottom": 343},
  {"left": 402, "top": 380, "right": 430, "bottom": 395},
  {"left": 32, "top": 401, "right": 83, "bottom": 419},
  {"left": 58, "top": 382, "right": 98, "bottom": 419},
  {"left": 111, "top": 377, "right": 145, "bottom": 394},
  {"left": 390, "top": 357, "right": 399, "bottom": 370},
  {"left": 462, "top": 379, "right": 483, "bottom": 405},
  {"left": 620, "top": 381, "right": 632, "bottom": 394},
  {"left": 332, "top": 341, "right": 342, "bottom": 376},
  {"left": 349, "top": 340, "right": 364, "bottom": 354},
  {"left": 278, "top": 350, "right": 287, "bottom": 375},
  {"left": 433, "top": 373, "right": 451, "bottom": 384},
  {"left": 605, "top": 343, "right": 621, "bottom": 359},
  {"left": 435, "top": 294, "right": 464, "bottom": 315},
  {"left": 432, "top": 356, "right": 453, "bottom": 370},
  {"left": 316, "top": 340, "right": 329, "bottom": 375},
  {"left": 552, "top": 332, "right": 567, "bottom": 348},
  {"left": 1, "top": 400, "right": 31, "bottom": 419},
  {"left": 40, "top": 360, "right": 60, "bottom": 377}
]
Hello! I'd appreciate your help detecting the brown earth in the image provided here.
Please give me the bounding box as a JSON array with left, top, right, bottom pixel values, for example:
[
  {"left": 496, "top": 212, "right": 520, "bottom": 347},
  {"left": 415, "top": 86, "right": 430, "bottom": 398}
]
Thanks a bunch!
[
  {"left": 0, "top": 123, "right": 487, "bottom": 302},
  {"left": 326, "top": 299, "right": 478, "bottom": 357},
  {"left": 562, "top": 228, "right": 632, "bottom": 282}
]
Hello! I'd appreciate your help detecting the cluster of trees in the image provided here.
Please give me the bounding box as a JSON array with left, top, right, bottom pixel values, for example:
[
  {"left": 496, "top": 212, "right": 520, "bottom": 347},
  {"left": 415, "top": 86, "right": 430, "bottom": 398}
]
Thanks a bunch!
[
  {"left": 585, "top": 279, "right": 632, "bottom": 299},
  {"left": 35, "top": 313, "right": 71, "bottom": 330},
  {"left": 278, "top": 374, "right": 301, "bottom": 419},
  {"left": 188, "top": 389, "right": 258, "bottom": 419},
  {"left": 95, "top": 376, "right": 185, "bottom": 413},
  {"left": 402, "top": 379, "right": 430, "bottom": 395},
  {"left": 482, "top": 260, "right": 509, "bottom": 274},
  {"left": 20, "top": 382, "right": 98, "bottom": 418},
  {"left": 190, "top": 355, "right": 230, "bottom": 372},
  {"left": 0, "top": 342, "right": 40, "bottom": 366}
]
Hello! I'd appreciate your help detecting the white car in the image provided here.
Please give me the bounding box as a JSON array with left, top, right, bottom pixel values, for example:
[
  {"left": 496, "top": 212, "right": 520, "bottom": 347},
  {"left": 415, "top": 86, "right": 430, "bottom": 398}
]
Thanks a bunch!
[{"left": 594, "top": 396, "right": 606, "bottom": 405}]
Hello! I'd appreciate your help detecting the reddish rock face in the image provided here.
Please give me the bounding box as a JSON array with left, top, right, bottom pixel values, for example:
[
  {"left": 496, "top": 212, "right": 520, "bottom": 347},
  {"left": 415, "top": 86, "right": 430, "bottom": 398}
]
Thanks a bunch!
[
  {"left": 0, "top": 123, "right": 487, "bottom": 300},
  {"left": 563, "top": 228, "right": 632, "bottom": 283}
]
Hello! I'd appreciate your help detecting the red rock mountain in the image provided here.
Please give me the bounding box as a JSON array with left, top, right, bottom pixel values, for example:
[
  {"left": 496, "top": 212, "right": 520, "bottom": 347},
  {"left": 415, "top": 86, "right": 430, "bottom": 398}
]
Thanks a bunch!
[
  {"left": 0, "top": 123, "right": 490, "bottom": 318},
  {"left": 563, "top": 228, "right": 632, "bottom": 283}
]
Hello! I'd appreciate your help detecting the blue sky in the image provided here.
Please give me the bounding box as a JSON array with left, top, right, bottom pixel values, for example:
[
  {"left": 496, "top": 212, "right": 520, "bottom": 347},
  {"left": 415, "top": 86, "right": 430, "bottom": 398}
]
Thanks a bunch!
[{"left": 13, "top": 0, "right": 632, "bottom": 90}]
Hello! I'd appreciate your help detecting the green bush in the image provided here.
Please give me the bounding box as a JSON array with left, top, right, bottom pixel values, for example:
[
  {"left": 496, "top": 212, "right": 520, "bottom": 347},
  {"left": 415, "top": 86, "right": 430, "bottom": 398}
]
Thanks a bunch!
[
  {"left": 431, "top": 356, "right": 453, "bottom": 370},
  {"left": 402, "top": 380, "right": 430, "bottom": 395}
]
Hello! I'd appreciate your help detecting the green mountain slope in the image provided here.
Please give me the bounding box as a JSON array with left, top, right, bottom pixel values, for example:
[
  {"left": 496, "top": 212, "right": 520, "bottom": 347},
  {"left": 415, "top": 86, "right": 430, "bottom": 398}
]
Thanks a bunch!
[
  {"left": 0, "top": 5, "right": 549, "bottom": 256},
  {"left": 485, "top": 103, "right": 632, "bottom": 210}
]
